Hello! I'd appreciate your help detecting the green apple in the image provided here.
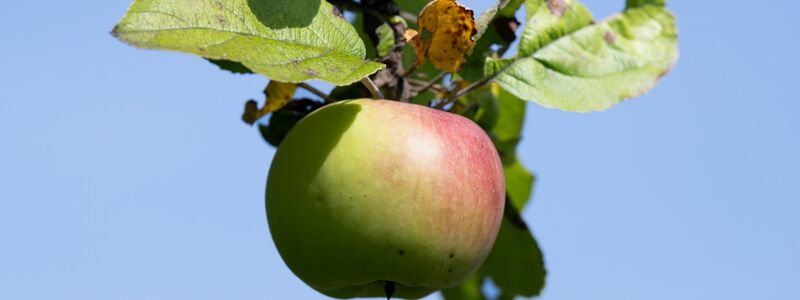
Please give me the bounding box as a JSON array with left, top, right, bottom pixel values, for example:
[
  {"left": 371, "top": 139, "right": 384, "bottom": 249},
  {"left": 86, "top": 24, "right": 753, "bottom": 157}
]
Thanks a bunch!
[{"left": 266, "top": 99, "right": 505, "bottom": 299}]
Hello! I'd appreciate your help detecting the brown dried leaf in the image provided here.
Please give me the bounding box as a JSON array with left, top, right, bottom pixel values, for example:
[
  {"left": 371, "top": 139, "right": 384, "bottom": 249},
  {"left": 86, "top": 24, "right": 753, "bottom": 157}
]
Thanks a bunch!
[
  {"left": 403, "top": 29, "right": 425, "bottom": 67},
  {"left": 418, "top": 0, "right": 477, "bottom": 72}
]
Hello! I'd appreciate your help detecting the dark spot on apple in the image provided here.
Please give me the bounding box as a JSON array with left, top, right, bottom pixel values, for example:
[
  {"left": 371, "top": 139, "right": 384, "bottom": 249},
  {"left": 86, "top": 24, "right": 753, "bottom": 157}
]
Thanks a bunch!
[
  {"left": 449, "top": 253, "right": 454, "bottom": 258},
  {"left": 398, "top": 250, "right": 404, "bottom": 256},
  {"left": 448, "top": 268, "right": 453, "bottom": 273},
  {"left": 317, "top": 196, "right": 323, "bottom": 202}
]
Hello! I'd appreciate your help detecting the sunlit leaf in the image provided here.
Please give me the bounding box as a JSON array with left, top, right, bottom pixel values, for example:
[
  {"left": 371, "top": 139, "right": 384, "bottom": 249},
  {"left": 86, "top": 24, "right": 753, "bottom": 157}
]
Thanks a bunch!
[
  {"left": 112, "top": 0, "right": 384, "bottom": 85},
  {"left": 518, "top": 0, "right": 593, "bottom": 57},
  {"left": 487, "top": 1, "right": 678, "bottom": 112}
]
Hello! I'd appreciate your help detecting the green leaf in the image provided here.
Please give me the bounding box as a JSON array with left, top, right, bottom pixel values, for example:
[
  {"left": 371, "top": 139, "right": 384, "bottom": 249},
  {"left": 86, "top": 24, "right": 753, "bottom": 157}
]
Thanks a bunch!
[
  {"left": 410, "top": 90, "right": 435, "bottom": 106},
  {"left": 375, "top": 23, "right": 395, "bottom": 57},
  {"left": 523, "top": 0, "right": 544, "bottom": 20},
  {"left": 473, "top": 0, "right": 514, "bottom": 44},
  {"left": 258, "top": 99, "right": 322, "bottom": 147},
  {"left": 504, "top": 155, "right": 534, "bottom": 211},
  {"left": 441, "top": 273, "right": 486, "bottom": 300},
  {"left": 491, "top": 86, "right": 534, "bottom": 211},
  {"left": 627, "top": 0, "right": 665, "bottom": 8},
  {"left": 396, "top": 0, "right": 428, "bottom": 14},
  {"left": 518, "top": 1, "right": 593, "bottom": 57},
  {"left": 499, "top": 0, "right": 524, "bottom": 17},
  {"left": 459, "top": 15, "right": 518, "bottom": 82},
  {"left": 207, "top": 58, "right": 253, "bottom": 74},
  {"left": 461, "top": 85, "right": 500, "bottom": 131},
  {"left": 492, "top": 85, "right": 526, "bottom": 152},
  {"left": 480, "top": 208, "right": 546, "bottom": 297},
  {"left": 354, "top": 13, "right": 378, "bottom": 59},
  {"left": 112, "top": 0, "right": 384, "bottom": 85},
  {"left": 461, "top": 0, "right": 521, "bottom": 81},
  {"left": 259, "top": 110, "right": 303, "bottom": 147},
  {"left": 488, "top": 2, "right": 678, "bottom": 112}
]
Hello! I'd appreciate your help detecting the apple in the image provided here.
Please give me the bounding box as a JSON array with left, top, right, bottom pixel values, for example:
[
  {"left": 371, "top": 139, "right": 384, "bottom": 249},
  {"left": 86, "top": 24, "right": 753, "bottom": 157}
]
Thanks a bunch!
[{"left": 266, "top": 99, "right": 505, "bottom": 299}]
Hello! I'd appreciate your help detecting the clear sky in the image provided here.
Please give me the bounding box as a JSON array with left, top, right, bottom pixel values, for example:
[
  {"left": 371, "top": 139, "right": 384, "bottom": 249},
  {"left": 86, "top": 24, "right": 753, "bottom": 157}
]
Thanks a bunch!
[{"left": 1, "top": 1, "right": 798, "bottom": 299}]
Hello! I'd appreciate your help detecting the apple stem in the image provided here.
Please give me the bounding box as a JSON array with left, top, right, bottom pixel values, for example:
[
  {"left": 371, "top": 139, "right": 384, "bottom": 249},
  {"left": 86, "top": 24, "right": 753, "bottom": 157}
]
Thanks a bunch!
[
  {"left": 361, "top": 77, "right": 384, "bottom": 99},
  {"left": 384, "top": 281, "right": 396, "bottom": 300}
]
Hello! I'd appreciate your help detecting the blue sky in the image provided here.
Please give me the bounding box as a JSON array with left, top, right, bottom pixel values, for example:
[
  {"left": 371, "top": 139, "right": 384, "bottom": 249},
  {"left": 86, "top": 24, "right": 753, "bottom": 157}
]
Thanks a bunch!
[{"left": 1, "top": 1, "right": 798, "bottom": 299}]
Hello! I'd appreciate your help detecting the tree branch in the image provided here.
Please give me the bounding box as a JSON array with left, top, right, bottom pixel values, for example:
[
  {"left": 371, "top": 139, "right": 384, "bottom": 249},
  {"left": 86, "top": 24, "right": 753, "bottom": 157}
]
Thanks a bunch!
[
  {"left": 439, "top": 62, "right": 512, "bottom": 109},
  {"left": 416, "top": 72, "right": 447, "bottom": 96}
]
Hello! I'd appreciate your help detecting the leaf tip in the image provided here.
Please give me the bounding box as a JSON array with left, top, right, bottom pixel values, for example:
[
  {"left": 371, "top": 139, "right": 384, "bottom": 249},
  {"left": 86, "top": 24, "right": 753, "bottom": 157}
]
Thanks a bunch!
[{"left": 109, "top": 25, "right": 120, "bottom": 39}]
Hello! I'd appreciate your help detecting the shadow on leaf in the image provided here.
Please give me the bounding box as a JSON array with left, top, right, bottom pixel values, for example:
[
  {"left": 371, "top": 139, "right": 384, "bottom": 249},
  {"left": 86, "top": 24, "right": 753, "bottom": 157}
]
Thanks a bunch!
[{"left": 247, "top": 0, "right": 321, "bottom": 28}]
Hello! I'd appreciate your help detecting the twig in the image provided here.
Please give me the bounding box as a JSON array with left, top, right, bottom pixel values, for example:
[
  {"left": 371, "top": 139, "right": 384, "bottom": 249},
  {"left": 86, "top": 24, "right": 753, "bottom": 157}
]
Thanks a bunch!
[
  {"left": 448, "top": 76, "right": 491, "bottom": 101},
  {"left": 361, "top": 77, "right": 384, "bottom": 99},
  {"left": 416, "top": 72, "right": 446, "bottom": 95},
  {"left": 439, "top": 63, "right": 511, "bottom": 109},
  {"left": 298, "top": 82, "right": 336, "bottom": 103},
  {"left": 400, "top": 11, "right": 418, "bottom": 23},
  {"left": 400, "top": 65, "right": 418, "bottom": 78},
  {"left": 408, "top": 79, "right": 444, "bottom": 92},
  {"left": 435, "top": 78, "right": 486, "bottom": 109}
]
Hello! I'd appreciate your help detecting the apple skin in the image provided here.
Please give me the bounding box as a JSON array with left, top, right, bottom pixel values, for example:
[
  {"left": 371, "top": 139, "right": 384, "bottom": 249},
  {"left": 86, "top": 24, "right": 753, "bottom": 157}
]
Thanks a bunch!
[{"left": 266, "top": 99, "right": 505, "bottom": 299}]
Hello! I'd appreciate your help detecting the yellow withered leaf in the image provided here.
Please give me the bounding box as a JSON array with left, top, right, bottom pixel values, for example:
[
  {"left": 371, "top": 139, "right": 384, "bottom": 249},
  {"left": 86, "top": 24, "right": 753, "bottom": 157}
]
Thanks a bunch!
[
  {"left": 264, "top": 81, "right": 298, "bottom": 113},
  {"left": 418, "top": 0, "right": 476, "bottom": 72},
  {"left": 242, "top": 81, "right": 298, "bottom": 125}
]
